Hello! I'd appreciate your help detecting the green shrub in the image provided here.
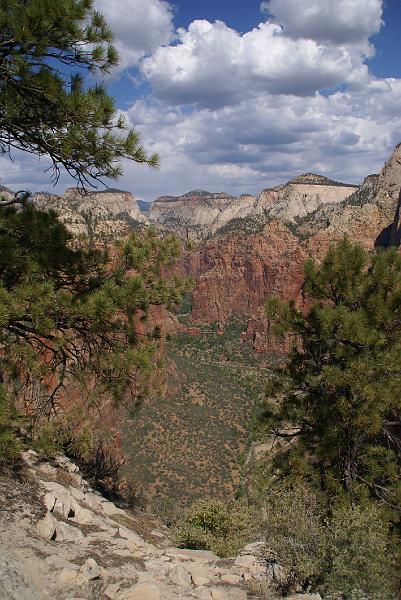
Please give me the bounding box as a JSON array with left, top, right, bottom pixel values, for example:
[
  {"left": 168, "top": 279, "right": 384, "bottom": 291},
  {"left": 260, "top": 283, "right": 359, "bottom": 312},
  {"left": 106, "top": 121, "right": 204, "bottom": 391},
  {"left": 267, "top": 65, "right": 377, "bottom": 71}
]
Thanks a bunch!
[
  {"left": 262, "top": 485, "right": 326, "bottom": 593},
  {"left": 151, "top": 496, "right": 182, "bottom": 527},
  {"left": 323, "top": 504, "right": 397, "bottom": 600},
  {"left": 33, "top": 414, "right": 93, "bottom": 460},
  {"left": 261, "top": 486, "right": 398, "bottom": 599},
  {"left": 174, "top": 497, "right": 255, "bottom": 557},
  {"left": 0, "top": 385, "right": 23, "bottom": 462}
]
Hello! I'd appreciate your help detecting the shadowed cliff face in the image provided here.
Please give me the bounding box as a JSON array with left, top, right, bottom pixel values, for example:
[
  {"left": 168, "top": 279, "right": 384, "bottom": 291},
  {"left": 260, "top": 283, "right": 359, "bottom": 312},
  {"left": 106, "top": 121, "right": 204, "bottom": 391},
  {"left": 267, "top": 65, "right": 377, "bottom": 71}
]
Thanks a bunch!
[
  {"left": 390, "top": 190, "right": 401, "bottom": 247},
  {"left": 182, "top": 220, "right": 307, "bottom": 323}
]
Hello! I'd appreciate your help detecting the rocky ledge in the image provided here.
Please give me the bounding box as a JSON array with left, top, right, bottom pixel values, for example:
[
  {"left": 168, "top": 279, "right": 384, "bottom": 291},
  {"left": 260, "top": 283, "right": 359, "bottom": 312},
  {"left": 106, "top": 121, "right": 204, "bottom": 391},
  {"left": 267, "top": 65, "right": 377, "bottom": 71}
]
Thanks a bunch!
[{"left": 0, "top": 451, "right": 320, "bottom": 600}]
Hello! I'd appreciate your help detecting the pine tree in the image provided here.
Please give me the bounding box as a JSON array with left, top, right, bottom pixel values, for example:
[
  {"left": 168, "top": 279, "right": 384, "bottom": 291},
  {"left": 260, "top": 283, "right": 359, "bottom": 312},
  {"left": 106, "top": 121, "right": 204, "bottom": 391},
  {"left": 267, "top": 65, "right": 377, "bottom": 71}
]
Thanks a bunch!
[
  {"left": 262, "top": 238, "right": 401, "bottom": 511},
  {"left": 0, "top": 0, "right": 158, "bottom": 192},
  {"left": 0, "top": 204, "right": 188, "bottom": 444}
]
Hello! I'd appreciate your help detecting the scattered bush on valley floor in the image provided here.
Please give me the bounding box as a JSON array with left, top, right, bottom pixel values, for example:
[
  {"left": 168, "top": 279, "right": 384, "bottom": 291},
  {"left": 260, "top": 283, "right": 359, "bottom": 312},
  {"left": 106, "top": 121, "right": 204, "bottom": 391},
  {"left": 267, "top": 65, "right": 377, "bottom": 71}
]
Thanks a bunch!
[{"left": 174, "top": 497, "right": 256, "bottom": 558}]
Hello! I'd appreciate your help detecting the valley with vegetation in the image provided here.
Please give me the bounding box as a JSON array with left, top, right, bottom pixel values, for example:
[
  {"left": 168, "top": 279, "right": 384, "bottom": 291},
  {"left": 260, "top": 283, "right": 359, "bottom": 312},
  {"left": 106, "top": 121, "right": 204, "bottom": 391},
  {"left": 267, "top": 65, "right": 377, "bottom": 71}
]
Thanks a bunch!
[{"left": 1, "top": 1, "right": 401, "bottom": 600}]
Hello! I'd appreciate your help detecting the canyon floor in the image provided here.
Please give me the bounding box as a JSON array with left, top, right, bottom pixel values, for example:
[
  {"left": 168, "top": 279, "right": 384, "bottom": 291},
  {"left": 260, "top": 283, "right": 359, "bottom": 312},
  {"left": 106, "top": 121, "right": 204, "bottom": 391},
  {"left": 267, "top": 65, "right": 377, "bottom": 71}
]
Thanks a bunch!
[{"left": 122, "top": 320, "right": 271, "bottom": 512}]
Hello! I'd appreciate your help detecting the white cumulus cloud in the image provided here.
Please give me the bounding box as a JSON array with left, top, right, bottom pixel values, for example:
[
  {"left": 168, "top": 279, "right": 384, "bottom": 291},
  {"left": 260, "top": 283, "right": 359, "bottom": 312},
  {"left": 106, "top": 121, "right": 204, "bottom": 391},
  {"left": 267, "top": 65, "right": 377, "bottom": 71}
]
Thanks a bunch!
[
  {"left": 261, "top": 0, "right": 383, "bottom": 43},
  {"left": 141, "top": 19, "right": 372, "bottom": 108},
  {"left": 95, "top": 0, "right": 174, "bottom": 71}
]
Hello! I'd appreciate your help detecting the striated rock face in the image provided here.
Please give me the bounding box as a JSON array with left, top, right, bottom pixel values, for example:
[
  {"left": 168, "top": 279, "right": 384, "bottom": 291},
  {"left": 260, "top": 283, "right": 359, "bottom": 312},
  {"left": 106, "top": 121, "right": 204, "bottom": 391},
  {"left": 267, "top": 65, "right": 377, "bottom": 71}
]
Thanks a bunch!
[
  {"left": 183, "top": 220, "right": 307, "bottom": 323},
  {"left": 148, "top": 190, "right": 257, "bottom": 241},
  {"left": 265, "top": 175, "right": 357, "bottom": 223},
  {"left": 33, "top": 187, "right": 146, "bottom": 241},
  {"left": 148, "top": 177, "right": 357, "bottom": 241},
  {"left": 377, "top": 143, "right": 401, "bottom": 207}
]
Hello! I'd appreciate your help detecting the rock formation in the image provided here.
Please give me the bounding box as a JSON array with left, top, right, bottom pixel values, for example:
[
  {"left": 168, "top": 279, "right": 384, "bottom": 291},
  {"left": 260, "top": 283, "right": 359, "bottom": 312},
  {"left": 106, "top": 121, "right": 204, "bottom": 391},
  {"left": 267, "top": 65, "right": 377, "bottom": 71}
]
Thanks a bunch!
[
  {"left": 390, "top": 190, "right": 401, "bottom": 246},
  {"left": 148, "top": 190, "right": 257, "bottom": 241},
  {"left": 184, "top": 144, "right": 401, "bottom": 328},
  {"left": 0, "top": 450, "right": 321, "bottom": 600},
  {"left": 148, "top": 176, "right": 358, "bottom": 241},
  {"left": 33, "top": 187, "right": 146, "bottom": 241},
  {"left": 182, "top": 220, "right": 307, "bottom": 323}
]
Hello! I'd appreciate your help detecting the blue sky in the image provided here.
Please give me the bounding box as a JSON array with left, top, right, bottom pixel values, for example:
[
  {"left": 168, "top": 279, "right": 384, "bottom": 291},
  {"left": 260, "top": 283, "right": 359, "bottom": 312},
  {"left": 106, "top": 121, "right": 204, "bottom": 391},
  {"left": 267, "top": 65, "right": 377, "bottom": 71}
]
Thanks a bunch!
[
  {"left": 2, "top": 0, "right": 401, "bottom": 200},
  {"left": 369, "top": 1, "right": 401, "bottom": 77}
]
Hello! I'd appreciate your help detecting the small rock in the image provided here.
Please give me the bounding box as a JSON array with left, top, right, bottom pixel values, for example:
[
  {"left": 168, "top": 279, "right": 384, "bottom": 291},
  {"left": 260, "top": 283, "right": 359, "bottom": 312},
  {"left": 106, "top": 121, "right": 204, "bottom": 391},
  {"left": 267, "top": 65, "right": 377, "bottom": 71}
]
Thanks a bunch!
[
  {"left": 167, "top": 548, "right": 219, "bottom": 562},
  {"left": 55, "top": 521, "right": 85, "bottom": 543},
  {"left": 118, "top": 526, "right": 144, "bottom": 547},
  {"left": 37, "top": 512, "right": 56, "bottom": 540},
  {"left": 169, "top": 563, "right": 192, "bottom": 587},
  {"left": 150, "top": 530, "right": 165, "bottom": 539},
  {"left": 79, "top": 558, "right": 101, "bottom": 581},
  {"left": 120, "top": 582, "right": 161, "bottom": 600},
  {"left": 103, "top": 582, "right": 121, "bottom": 599}
]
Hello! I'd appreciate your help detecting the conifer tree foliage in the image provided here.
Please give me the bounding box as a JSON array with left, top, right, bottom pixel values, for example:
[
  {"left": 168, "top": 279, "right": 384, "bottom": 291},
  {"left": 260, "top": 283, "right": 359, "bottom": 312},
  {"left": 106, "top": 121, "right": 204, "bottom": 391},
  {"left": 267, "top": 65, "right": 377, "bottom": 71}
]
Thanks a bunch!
[
  {"left": 262, "top": 238, "right": 401, "bottom": 511},
  {"left": 0, "top": 0, "right": 158, "bottom": 190},
  {"left": 0, "top": 203, "right": 187, "bottom": 435}
]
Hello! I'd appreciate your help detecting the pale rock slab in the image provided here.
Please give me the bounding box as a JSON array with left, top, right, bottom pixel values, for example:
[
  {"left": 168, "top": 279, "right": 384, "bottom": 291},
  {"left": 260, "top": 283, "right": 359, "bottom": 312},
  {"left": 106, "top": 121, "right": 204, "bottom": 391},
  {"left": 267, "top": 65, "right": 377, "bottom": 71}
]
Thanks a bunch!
[
  {"left": 79, "top": 557, "right": 101, "bottom": 581},
  {"left": 168, "top": 563, "right": 192, "bottom": 587},
  {"left": 210, "top": 588, "right": 229, "bottom": 600},
  {"left": 68, "top": 486, "right": 86, "bottom": 502},
  {"left": 103, "top": 582, "right": 121, "bottom": 599},
  {"left": 167, "top": 548, "right": 219, "bottom": 562},
  {"left": 36, "top": 512, "right": 57, "bottom": 540},
  {"left": 119, "top": 582, "right": 162, "bottom": 600},
  {"left": 184, "top": 562, "right": 213, "bottom": 586},
  {"left": 118, "top": 526, "right": 145, "bottom": 547},
  {"left": 150, "top": 530, "right": 165, "bottom": 539},
  {"left": 196, "top": 590, "right": 213, "bottom": 600},
  {"left": 57, "top": 566, "right": 79, "bottom": 587},
  {"left": 100, "top": 500, "right": 126, "bottom": 516},
  {"left": 55, "top": 521, "right": 85, "bottom": 543}
]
